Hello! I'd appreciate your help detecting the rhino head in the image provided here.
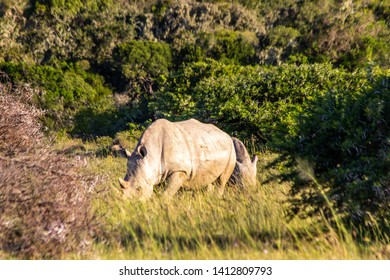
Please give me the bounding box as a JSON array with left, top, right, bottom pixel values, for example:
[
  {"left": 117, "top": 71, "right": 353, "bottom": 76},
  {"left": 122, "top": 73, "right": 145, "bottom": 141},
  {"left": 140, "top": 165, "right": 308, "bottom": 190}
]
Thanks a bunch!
[
  {"left": 234, "top": 155, "right": 258, "bottom": 187},
  {"left": 230, "top": 137, "right": 258, "bottom": 188},
  {"left": 119, "top": 145, "right": 156, "bottom": 200}
]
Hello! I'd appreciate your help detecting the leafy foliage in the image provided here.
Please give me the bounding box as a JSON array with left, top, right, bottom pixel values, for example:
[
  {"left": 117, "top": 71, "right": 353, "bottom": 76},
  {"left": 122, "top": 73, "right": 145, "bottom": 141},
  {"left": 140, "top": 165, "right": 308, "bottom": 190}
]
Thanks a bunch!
[
  {"left": 112, "top": 40, "right": 172, "bottom": 98},
  {"left": 282, "top": 70, "right": 390, "bottom": 230},
  {"left": 0, "top": 61, "right": 113, "bottom": 131},
  {"left": 152, "top": 61, "right": 370, "bottom": 142}
]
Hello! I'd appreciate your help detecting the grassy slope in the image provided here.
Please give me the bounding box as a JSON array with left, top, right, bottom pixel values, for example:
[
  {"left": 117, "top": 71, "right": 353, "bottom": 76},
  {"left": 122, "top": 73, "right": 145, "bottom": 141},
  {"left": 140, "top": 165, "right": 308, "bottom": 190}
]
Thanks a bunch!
[{"left": 56, "top": 136, "right": 389, "bottom": 260}]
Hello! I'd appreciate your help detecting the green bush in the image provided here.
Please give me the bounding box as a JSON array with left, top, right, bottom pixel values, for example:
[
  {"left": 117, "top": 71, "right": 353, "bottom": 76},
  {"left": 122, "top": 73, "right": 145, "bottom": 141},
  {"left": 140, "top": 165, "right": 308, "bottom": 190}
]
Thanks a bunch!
[
  {"left": 174, "top": 30, "right": 258, "bottom": 66},
  {"left": 282, "top": 69, "right": 390, "bottom": 231},
  {"left": 152, "top": 61, "right": 370, "bottom": 143},
  {"left": 29, "top": 0, "right": 113, "bottom": 16},
  {"left": 207, "top": 30, "right": 258, "bottom": 65},
  {"left": 0, "top": 61, "right": 113, "bottom": 132},
  {"left": 71, "top": 105, "right": 141, "bottom": 139},
  {"left": 260, "top": 26, "right": 300, "bottom": 65},
  {"left": 112, "top": 40, "right": 172, "bottom": 99}
]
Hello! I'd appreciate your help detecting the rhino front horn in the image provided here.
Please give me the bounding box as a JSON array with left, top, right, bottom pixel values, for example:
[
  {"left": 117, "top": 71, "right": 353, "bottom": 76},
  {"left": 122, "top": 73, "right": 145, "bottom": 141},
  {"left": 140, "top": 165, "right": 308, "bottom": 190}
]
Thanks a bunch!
[{"left": 119, "top": 178, "right": 129, "bottom": 189}]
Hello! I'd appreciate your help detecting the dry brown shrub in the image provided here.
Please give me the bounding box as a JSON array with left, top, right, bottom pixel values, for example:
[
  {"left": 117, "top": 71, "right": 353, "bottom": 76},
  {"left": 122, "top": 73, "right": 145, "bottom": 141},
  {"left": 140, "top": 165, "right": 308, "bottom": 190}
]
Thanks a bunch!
[{"left": 0, "top": 76, "right": 99, "bottom": 259}]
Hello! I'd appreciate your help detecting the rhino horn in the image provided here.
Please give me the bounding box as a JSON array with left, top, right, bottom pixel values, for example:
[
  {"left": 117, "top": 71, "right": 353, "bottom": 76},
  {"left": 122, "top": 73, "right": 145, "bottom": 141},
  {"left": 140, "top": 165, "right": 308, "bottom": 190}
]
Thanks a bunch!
[
  {"left": 119, "top": 178, "right": 130, "bottom": 189},
  {"left": 125, "top": 149, "right": 131, "bottom": 157}
]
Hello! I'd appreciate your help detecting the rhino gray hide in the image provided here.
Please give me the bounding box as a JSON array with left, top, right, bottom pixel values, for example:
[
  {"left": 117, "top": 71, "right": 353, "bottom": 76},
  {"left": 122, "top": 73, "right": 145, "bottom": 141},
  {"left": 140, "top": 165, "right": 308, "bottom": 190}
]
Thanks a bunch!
[
  {"left": 230, "top": 137, "right": 258, "bottom": 187},
  {"left": 119, "top": 119, "right": 236, "bottom": 200}
]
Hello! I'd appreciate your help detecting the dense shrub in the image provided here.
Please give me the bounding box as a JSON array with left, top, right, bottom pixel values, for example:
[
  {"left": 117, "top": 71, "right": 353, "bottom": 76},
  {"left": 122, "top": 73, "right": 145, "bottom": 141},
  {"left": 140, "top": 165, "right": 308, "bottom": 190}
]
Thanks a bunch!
[
  {"left": 260, "top": 25, "right": 300, "bottom": 65},
  {"left": 174, "top": 30, "right": 258, "bottom": 66},
  {"left": 0, "top": 61, "right": 113, "bottom": 132},
  {"left": 152, "top": 1, "right": 264, "bottom": 41},
  {"left": 2, "top": 0, "right": 389, "bottom": 70},
  {"left": 281, "top": 70, "right": 390, "bottom": 230},
  {"left": 0, "top": 81, "right": 98, "bottom": 258},
  {"left": 71, "top": 105, "right": 140, "bottom": 139},
  {"left": 112, "top": 40, "right": 172, "bottom": 98},
  {"left": 152, "top": 61, "right": 370, "bottom": 142}
]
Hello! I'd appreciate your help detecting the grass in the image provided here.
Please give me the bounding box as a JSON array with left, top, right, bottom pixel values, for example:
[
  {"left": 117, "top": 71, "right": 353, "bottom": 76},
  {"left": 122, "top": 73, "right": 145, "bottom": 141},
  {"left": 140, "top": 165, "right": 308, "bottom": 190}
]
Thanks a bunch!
[
  {"left": 60, "top": 137, "right": 389, "bottom": 260},
  {"left": 2, "top": 132, "right": 388, "bottom": 260}
]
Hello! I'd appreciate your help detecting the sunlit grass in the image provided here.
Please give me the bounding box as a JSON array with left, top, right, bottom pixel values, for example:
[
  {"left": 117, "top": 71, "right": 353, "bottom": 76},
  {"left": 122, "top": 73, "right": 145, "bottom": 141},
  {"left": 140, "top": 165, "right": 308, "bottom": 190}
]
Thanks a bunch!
[{"left": 71, "top": 147, "right": 390, "bottom": 260}]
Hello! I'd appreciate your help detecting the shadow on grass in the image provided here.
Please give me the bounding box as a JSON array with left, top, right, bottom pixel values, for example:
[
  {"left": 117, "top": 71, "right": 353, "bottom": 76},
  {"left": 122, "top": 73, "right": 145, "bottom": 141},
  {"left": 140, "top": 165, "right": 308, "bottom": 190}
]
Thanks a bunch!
[{"left": 117, "top": 226, "right": 289, "bottom": 253}]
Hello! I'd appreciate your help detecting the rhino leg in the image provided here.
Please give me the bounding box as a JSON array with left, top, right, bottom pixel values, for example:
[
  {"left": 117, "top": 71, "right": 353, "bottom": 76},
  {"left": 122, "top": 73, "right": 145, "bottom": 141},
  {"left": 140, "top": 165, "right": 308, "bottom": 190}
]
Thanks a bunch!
[
  {"left": 163, "top": 172, "right": 187, "bottom": 200},
  {"left": 214, "top": 173, "right": 230, "bottom": 198},
  {"left": 207, "top": 183, "right": 215, "bottom": 192},
  {"left": 215, "top": 178, "right": 226, "bottom": 198},
  {"left": 216, "top": 152, "right": 236, "bottom": 198}
]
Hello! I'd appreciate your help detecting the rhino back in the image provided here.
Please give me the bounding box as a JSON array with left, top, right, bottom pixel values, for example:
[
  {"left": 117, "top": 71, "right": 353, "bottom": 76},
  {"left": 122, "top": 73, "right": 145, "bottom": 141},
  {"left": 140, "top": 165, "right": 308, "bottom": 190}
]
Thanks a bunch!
[
  {"left": 135, "top": 118, "right": 235, "bottom": 188},
  {"left": 175, "top": 119, "right": 235, "bottom": 187}
]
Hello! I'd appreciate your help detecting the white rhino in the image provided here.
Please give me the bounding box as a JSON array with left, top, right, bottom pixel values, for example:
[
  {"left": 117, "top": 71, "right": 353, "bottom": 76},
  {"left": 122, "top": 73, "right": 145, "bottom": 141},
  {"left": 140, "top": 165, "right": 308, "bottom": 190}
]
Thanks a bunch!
[
  {"left": 230, "top": 137, "right": 258, "bottom": 187},
  {"left": 119, "top": 118, "right": 236, "bottom": 200}
]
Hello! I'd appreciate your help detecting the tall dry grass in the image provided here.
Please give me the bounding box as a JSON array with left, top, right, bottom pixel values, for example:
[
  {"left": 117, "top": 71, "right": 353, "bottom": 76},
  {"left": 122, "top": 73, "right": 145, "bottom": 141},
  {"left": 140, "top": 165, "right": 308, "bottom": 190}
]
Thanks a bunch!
[
  {"left": 81, "top": 147, "right": 389, "bottom": 260},
  {"left": 0, "top": 77, "right": 98, "bottom": 259}
]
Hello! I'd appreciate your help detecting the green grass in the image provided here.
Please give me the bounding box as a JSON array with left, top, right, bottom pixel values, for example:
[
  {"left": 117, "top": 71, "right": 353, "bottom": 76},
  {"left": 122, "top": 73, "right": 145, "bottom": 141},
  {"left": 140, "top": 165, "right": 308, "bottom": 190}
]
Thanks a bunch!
[{"left": 62, "top": 138, "right": 389, "bottom": 260}]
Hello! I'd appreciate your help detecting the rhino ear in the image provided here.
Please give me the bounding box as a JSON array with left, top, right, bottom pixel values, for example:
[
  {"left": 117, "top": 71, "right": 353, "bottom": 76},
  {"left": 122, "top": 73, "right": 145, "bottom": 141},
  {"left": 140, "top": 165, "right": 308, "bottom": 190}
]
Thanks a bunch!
[{"left": 137, "top": 145, "right": 147, "bottom": 158}]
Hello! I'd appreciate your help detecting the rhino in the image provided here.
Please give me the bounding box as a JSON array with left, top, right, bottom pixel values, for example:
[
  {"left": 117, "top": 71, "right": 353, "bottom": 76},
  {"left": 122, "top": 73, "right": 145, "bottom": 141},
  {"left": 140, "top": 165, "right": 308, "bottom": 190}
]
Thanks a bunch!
[
  {"left": 119, "top": 118, "right": 236, "bottom": 200},
  {"left": 230, "top": 137, "right": 258, "bottom": 187}
]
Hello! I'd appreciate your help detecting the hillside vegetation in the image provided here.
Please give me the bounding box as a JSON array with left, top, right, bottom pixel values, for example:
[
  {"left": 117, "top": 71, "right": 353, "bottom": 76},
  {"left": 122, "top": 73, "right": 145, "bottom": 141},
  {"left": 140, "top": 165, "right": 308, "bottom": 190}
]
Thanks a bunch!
[{"left": 0, "top": 0, "right": 389, "bottom": 259}]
